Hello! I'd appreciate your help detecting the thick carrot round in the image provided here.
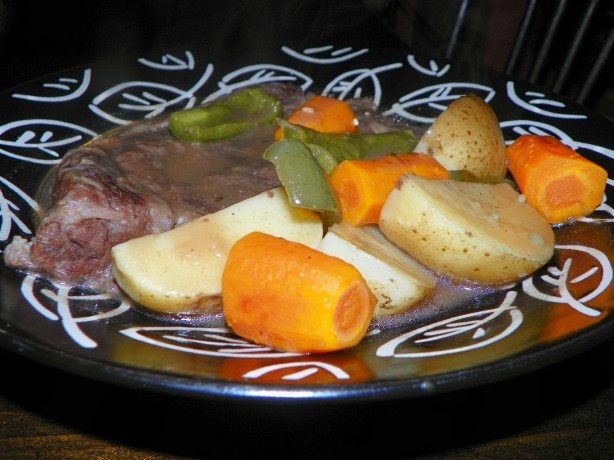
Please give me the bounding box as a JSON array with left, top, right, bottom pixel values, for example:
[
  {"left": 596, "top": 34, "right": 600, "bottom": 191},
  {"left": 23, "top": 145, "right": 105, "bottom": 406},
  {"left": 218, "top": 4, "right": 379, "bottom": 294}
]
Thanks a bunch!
[
  {"left": 329, "top": 153, "right": 449, "bottom": 226},
  {"left": 506, "top": 135, "right": 608, "bottom": 224},
  {"left": 222, "top": 231, "right": 376, "bottom": 353},
  {"left": 274, "top": 95, "right": 358, "bottom": 141}
]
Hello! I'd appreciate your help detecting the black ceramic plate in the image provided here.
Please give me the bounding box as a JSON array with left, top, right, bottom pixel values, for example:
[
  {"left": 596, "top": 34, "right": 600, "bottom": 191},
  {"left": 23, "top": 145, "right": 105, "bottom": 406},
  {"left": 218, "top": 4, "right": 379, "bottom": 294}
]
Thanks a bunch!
[{"left": 1, "top": 43, "right": 613, "bottom": 402}]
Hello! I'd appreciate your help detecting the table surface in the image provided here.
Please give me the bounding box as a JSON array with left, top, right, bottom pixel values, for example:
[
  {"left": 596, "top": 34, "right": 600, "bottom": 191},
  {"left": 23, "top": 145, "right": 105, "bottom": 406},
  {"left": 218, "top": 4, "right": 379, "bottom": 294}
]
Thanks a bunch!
[
  {"left": 1, "top": 337, "right": 614, "bottom": 460},
  {"left": 1, "top": 1, "right": 613, "bottom": 458}
]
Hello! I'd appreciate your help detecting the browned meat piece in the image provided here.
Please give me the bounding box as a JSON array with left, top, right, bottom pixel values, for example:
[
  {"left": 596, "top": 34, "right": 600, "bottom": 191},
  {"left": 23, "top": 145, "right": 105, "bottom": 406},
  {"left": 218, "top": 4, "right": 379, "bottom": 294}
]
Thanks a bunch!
[
  {"left": 3, "top": 84, "right": 304, "bottom": 290},
  {"left": 3, "top": 83, "right": 410, "bottom": 291},
  {"left": 4, "top": 145, "right": 176, "bottom": 288}
]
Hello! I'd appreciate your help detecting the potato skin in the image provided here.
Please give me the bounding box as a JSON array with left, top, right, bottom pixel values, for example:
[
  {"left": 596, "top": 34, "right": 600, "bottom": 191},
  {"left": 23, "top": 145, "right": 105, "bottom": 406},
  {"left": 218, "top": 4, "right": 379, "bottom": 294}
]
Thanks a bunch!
[
  {"left": 379, "top": 174, "right": 555, "bottom": 283},
  {"left": 414, "top": 94, "right": 507, "bottom": 180}
]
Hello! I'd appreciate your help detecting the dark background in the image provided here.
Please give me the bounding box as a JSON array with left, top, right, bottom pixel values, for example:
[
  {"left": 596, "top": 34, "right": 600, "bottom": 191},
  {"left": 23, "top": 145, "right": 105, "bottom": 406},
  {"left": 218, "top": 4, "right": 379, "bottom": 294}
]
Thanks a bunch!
[
  {"left": 371, "top": 0, "right": 614, "bottom": 121},
  {"left": 0, "top": 0, "right": 611, "bottom": 119}
]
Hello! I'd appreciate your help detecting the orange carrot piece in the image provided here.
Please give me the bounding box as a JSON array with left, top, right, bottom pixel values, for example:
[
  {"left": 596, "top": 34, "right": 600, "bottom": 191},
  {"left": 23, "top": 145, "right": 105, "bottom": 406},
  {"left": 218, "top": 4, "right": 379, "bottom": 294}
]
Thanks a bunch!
[
  {"left": 222, "top": 231, "right": 376, "bottom": 353},
  {"left": 274, "top": 95, "right": 358, "bottom": 141},
  {"left": 506, "top": 135, "right": 608, "bottom": 224},
  {"left": 329, "top": 153, "right": 449, "bottom": 226}
]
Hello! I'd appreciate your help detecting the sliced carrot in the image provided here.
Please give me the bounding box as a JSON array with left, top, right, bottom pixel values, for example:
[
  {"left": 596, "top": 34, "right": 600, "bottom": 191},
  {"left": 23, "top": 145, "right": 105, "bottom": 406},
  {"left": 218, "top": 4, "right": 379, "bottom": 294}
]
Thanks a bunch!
[
  {"left": 506, "top": 135, "right": 608, "bottom": 224},
  {"left": 222, "top": 231, "right": 376, "bottom": 353},
  {"left": 274, "top": 95, "right": 358, "bottom": 141},
  {"left": 329, "top": 153, "right": 449, "bottom": 226}
]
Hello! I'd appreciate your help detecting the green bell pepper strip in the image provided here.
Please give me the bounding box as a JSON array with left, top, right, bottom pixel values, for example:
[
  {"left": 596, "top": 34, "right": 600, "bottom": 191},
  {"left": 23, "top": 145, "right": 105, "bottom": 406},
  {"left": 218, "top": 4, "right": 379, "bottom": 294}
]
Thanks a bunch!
[
  {"left": 276, "top": 119, "right": 418, "bottom": 161},
  {"left": 169, "top": 87, "right": 283, "bottom": 142},
  {"left": 265, "top": 120, "right": 419, "bottom": 214},
  {"left": 263, "top": 139, "right": 339, "bottom": 213},
  {"left": 305, "top": 143, "right": 339, "bottom": 174}
]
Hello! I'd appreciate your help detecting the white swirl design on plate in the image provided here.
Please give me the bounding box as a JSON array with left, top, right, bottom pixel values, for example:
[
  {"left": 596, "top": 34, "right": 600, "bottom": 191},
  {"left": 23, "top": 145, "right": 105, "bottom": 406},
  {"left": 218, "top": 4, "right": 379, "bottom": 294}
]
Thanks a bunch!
[
  {"left": 242, "top": 362, "right": 350, "bottom": 381},
  {"left": 281, "top": 45, "right": 369, "bottom": 64},
  {"left": 20, "top": 275, "right": 130, "bottom": 348},
  {"left": 384, "top": 82, "right": 496, "bottom": 124},
  {"left": 407, "top": 54, "right": 451, "bottom": 77},
  {"left": 120, "top": 326, "right": 300, "bottom": 358},
  {"left": 588, "top": 179, "right": 614, "bottom": 222},
  {"left": 89, "top": 63, "right": 213, "bottom": 125},
  {"left": 500, "top": 119, "right": 577, "bottom": 147},
  {"left": 506, "top": 81, "right": 587, "bottom": 120},
  {"left": 322, "top": 63, "right": 403, "bottom": 105},
  {"left": 0, "top": 119, "right": 97, "bottom": 165},
  {"left": 501, "top": 119, "right": 614, "bottom": 163},
  {"left": 0, "top": 176, "right": 38, "bottom": 241},
  {"left": 575, "top": 141, "right": 614, "bottom": 162},
  {"left": 138, "top": 51, "right": 195, "bottom": 71},
  {"left": 12, "top": 69, "right": 91, "bottom": 103},
  {"left": 578, "top": 179, "right": 614, "bottom": 223},
  {"left": 377, "top": 291, "right": 523, "bottom": 358},
  {"left": 120, "top": 326, "right": 350, "bottom": 381},
  {"left": 203, "top": 64, "right": 313, "bottom": 102},
  {"left": 523, "top": 245, "right": 613, "bottom": 317}
]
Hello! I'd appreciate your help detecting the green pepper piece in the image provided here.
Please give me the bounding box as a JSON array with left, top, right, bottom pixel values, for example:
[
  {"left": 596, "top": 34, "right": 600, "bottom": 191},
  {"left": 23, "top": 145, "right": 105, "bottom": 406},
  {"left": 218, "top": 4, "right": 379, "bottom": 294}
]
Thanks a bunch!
[
  {"left": 277, "top": 119, "right": 360, "bottom": 161},
  {"left": 277, "top": 119, "right": 418, "bottom": 161},
  {"left": 358, "top": 130, "right": 419, "bottom": 158},
  {"left": 169, "top": 87, "right": 283, "bottom": 142},
  {"left": 263, "top": 139, "right": 338, "bottom": 213},
  {"left": 306, "top": 143, "right": 339, "bottom": 174}
]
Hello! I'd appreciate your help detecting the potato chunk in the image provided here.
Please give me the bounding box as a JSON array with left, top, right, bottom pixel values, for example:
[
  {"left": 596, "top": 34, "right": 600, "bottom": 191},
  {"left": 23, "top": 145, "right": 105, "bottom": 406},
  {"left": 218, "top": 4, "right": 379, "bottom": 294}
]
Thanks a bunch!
[
  {"left": 317, "top": 223, "right": 435, "bottom": 318},
  {"left": 414, "top": 94, "right": 507, "bottom": 180},
  {"left": 379, "top": 175, "right": 555, "bottom": 283},
  {"left": 111, "top": 187, "right": 323, "bottom": 313}
]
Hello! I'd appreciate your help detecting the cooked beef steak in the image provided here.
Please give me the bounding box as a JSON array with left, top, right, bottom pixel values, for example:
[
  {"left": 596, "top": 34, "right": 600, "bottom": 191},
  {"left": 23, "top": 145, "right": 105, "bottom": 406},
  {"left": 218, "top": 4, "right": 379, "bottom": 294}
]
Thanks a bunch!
[{"left": 3, "top": 83, "right": 411, "bottom": 291}]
